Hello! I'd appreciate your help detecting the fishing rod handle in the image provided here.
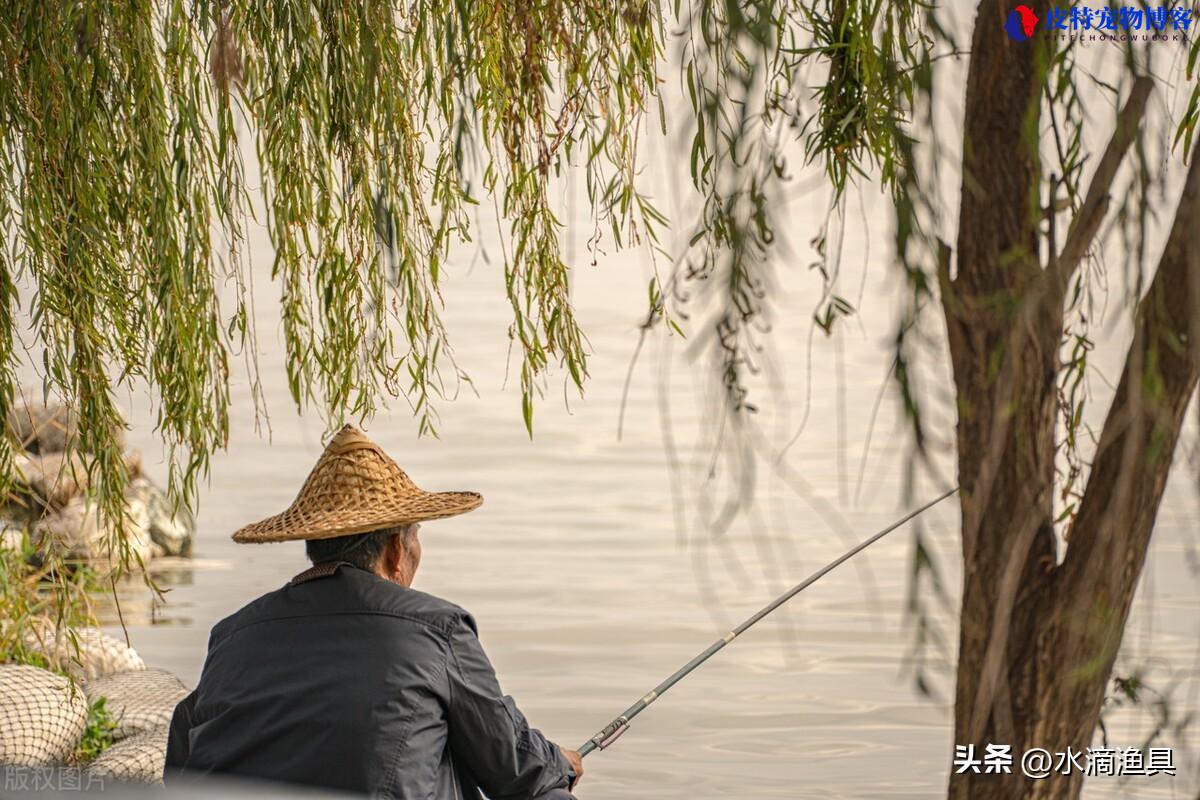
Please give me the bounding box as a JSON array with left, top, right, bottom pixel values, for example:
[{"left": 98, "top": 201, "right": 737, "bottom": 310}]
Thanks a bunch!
[{"left": 578, "top": 716, "right": 630, "bottom": 758}]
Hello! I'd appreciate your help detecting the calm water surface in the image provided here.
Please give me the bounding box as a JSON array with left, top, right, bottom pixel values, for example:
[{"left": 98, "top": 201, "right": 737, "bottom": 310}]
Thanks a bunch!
[{"left": 70, "top": 232, "right": 1198, "bottom": 799}]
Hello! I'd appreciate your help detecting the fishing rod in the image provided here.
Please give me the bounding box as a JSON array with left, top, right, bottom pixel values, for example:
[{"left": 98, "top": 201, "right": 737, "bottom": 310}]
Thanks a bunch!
[{"left": 577, "top": 486, "right": 958, "bottom": 758}]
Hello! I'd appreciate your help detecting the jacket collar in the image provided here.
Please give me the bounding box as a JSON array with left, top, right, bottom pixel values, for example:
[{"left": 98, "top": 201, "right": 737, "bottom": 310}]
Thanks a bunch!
[{"left": 288, "top": 560, "right": 354, "bottom": 586}]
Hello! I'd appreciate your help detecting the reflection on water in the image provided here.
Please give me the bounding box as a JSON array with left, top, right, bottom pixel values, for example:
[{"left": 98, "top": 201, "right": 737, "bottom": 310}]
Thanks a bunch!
[{"left": 96, "top": 561, "right": 199, "bottom": 628}]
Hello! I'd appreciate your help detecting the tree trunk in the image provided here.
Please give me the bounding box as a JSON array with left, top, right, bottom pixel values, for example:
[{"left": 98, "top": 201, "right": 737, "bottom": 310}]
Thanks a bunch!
[{"left": 943, "top": 3, "right": 1200, "bottom": 799}]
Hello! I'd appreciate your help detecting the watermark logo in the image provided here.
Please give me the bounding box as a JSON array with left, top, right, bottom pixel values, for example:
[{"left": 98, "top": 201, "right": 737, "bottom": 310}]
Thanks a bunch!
[
  {"left": 3, "top": 766, "right": 106, "bottom": 792},
  {"left": 1004, "top": 4, "right": 1193, "bottom": 40},
  {"left": 954, "top": 744, "right": 1177, "bottom": 779},
  {"left": 1005, "top": 5, "right": 1040, "bottom": 40}
]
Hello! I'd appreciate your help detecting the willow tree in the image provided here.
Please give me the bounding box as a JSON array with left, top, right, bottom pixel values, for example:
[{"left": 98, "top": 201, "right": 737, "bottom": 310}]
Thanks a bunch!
[{"left": 1, "top": 1, "right": 1198, "bottom": 798}]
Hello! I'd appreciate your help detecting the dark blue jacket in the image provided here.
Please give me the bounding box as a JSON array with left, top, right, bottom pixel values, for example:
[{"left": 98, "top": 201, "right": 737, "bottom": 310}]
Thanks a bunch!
[{"left": 163, "top": 561, "right": 575, "bottom": 799}]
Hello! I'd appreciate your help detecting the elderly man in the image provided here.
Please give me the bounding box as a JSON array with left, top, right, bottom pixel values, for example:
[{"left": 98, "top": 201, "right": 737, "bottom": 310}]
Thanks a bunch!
[{"left": 164, "top": 425, "right": 583, "bottom": 799}]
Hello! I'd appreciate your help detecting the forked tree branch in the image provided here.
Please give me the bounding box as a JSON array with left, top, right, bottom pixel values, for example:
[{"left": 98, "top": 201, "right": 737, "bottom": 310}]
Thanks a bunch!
[
  {"left": 1048, "top": 75, "right": 1154, "bottom": 293},
  {"left": 1059, "top": 137, "right": 1200, "bottom": 589}
]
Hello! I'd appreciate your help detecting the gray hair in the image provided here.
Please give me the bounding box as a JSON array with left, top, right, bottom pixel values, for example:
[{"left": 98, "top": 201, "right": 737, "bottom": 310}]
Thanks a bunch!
[{"left": 305, "top": 523, "right": 416, "bottom": 570}]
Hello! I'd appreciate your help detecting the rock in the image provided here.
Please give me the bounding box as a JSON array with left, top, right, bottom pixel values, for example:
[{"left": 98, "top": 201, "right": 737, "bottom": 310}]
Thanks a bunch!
[
  {"left": 125, "top": 478, "right": 194, "bottom": 558},
  {"left": 0, "top": 664, "right": 90, "bottom": 766},
  {"left": 22, "top": 623, "right": 145, "bottom": 681},
  {"left": 1, "top": 517, "right": 27, "bottom": 552},
  {"left": 84, "top": 669, "right": 188, "bottom": 740},
  {"left": 9, "top": 450, "right": 144, "bottom": 516},
  {"left": 1, "top": 390, "right": 191, "bottom": 569},
  {"left": 7, "top": 394, "right": 78, "bottom": 455},
  {"left": 3, "top": 389, "right": 140, "bottom": 519},
  {"left": 86, "top": 724, "right": 168, "bottom": 784},
  {"left": 32, "top": 494, "right": 155, "bottom": 566},
  {"left": 6, "top": 391, "right": 125, "bottom": 456},
  {"left": 12, "top": 451, "right": 90, "bottom": 512}
]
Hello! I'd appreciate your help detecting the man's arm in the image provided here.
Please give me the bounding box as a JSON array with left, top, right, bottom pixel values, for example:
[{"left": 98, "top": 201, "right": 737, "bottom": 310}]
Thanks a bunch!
[{"left": 445, "top": 614, "right": 580, "bottom": 800}]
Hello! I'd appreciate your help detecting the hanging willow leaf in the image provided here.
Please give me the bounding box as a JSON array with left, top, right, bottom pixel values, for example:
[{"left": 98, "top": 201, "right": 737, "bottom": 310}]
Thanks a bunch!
[{"left": 0, "top": 0, "right": 664, "bottom": 578}]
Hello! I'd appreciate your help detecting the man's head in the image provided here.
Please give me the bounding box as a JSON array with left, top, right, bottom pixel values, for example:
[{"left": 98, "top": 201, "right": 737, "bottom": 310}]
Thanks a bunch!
[{"left": 305, "top": 522, "right": 422, "bottom": 587}]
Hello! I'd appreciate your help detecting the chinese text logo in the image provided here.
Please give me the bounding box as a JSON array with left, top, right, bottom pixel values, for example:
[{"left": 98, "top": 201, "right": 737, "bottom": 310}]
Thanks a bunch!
[{"left": 1004, "top": 4, "right": 1192, "bottom": 39}]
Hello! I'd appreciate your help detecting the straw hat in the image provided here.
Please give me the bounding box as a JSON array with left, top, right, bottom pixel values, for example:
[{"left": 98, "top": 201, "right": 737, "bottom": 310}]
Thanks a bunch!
[{"left": 232, "top": 425, "right": 482, "bottom": 544}]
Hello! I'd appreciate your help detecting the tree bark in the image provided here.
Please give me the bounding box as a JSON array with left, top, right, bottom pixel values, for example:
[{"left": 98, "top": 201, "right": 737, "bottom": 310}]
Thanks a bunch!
[
  {"left": 944, "top": 2, "right": 1200, "bottom": 799},
  {"left": 947, "top": 3, "right": 1058, "bottom": 796},
  {"left": 1028, "top": 137, "right": 1200, "bottom": 799}
]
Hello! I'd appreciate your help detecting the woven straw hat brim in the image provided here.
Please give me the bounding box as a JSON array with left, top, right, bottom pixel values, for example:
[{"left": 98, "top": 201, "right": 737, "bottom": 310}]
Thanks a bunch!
[
  {"left": 232, "top": 490, "right": 481, "bottom": 544},
  {"left": 231, "top": 425, "right": 482, "bottom": 544}
]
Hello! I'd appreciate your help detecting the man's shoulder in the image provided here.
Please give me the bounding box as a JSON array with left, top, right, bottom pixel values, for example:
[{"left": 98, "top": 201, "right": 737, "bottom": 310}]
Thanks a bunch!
[
  {"left": 393, "top": 585, "right": 474, "bottom": 631},
  {"left": 339, "top": 565, "right": 471, "bottom": 631}
]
